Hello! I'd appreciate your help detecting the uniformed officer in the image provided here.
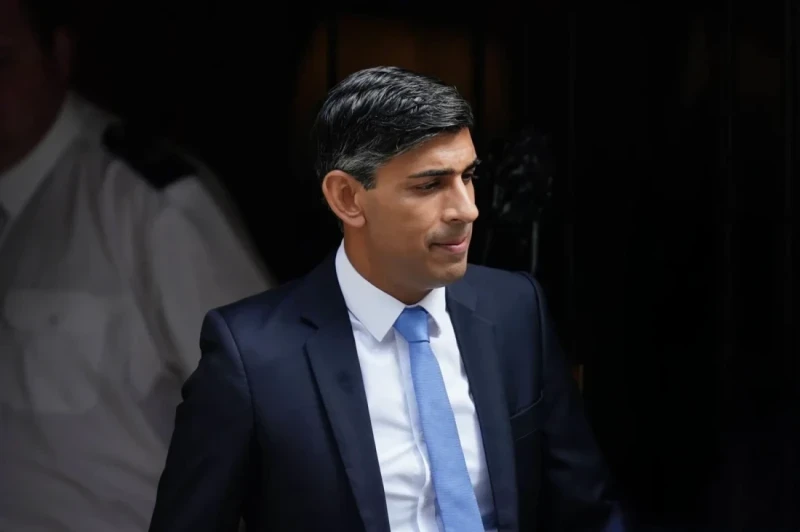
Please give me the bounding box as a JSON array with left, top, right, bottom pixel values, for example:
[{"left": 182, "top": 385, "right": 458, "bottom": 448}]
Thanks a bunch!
[{"left": 0, "top": 1, "right": 273, "bottom": 530}]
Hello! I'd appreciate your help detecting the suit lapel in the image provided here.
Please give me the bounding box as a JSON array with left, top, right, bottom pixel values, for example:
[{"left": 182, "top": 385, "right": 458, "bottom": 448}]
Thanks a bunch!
[
  {"left": 447, "top": 278, "right": 518, "bottom": 531},
  {"left": 300, "top": 255, "right": 390, "bottom": 532}
]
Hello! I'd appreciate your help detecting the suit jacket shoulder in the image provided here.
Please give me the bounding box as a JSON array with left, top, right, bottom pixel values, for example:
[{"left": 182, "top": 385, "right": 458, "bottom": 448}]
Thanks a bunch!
[
  {"left": 458, "top": 263, "right": 545, "bottom": 326},
  {"left": 213, "top": 277, "right": 302, "bottom": 332}
]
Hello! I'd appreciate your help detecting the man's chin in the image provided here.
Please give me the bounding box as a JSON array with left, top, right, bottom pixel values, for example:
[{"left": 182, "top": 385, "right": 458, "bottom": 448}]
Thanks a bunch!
[{"left": 432, "top": 260, "right": 469, "bottom": 285}]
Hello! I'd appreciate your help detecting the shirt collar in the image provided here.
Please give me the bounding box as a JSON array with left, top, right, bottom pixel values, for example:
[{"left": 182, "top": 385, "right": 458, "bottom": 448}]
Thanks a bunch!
[
  {"left": 0, "top": 92, "right": 85, "bottom": 221},
  {"left": 334, "top": 240, "right": 448, "bottom": 342}
]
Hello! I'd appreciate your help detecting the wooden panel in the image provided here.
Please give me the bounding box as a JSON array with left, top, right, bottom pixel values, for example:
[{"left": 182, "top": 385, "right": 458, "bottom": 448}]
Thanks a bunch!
[
  {"left": 336, "top": 16, "right": 475, "bottom": 105},
  {"left": 290, "top": 24, "right": 329, "bottom": 143},
  {"left": 290, "top": 14, "right": 514, "bottom": 151}
]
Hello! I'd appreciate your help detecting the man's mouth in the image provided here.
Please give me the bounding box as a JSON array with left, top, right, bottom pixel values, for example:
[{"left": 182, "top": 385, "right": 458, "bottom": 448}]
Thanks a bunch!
[{"left": 432, "top": 235, "right": 470, "bottom": 254}]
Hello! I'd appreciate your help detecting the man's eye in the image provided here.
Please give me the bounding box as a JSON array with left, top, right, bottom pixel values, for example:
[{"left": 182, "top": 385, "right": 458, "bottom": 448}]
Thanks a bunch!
[
  {"left": 416, "top": 180, "right": 440, "bottom": 191},
  {"left": 463, "top": 173, "right": 478, "bottom": 182}
]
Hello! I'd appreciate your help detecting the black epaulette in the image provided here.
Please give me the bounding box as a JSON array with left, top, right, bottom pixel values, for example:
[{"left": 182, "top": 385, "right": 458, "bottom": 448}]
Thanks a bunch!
[{"left": 102, "top": 122, "right": 196, "bottom": 190}]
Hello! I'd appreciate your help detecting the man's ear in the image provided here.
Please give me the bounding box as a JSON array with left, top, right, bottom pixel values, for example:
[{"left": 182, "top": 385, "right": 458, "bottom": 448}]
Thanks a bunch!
[{"left": 321, "top": 170, "right": 366, "bottom": 229}]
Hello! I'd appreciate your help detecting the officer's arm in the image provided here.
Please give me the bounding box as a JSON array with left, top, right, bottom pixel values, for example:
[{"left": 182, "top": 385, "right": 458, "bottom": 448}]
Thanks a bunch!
[{"left": 145, "top": 175, "right": 271, "bottom": 379}]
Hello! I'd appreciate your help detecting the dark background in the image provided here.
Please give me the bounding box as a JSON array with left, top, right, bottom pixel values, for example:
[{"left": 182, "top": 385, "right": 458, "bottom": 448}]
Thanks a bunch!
[{"left": 67, "top": 2, "right": 798, "bottom": 529}]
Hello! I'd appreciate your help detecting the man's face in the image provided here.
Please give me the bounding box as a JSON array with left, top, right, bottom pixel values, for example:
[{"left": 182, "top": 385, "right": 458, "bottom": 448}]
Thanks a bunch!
[
  {"left": 0, "top": 0, "right": 70, "bottom": 173},
  {"left": 358, "top": 127, "right": 480, "bottom": 300}
]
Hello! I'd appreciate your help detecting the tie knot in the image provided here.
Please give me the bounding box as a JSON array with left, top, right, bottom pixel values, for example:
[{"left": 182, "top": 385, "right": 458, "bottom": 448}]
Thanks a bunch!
[{"left": 393, "top": 306, "right": 430, "bottom": 343}]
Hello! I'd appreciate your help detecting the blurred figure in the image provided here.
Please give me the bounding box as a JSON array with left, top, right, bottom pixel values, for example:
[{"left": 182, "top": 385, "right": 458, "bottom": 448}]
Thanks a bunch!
[{"left": 0, "top": 0, "right": 272, "bottom": 530}]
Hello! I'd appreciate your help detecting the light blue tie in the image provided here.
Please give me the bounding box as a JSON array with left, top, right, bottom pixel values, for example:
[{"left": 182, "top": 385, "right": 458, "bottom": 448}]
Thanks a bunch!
[{"left": 394, "top": 306, "right": 484, "bottom": 532}]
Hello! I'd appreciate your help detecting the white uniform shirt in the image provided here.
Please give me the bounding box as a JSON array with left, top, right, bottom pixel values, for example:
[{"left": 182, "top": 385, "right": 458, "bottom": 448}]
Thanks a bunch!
[
  {"left": 334, "top": 243, "right": 497, "bottom": 532},
  {"left": 0, "top": 94, "right": 272, "bottom": 531}
]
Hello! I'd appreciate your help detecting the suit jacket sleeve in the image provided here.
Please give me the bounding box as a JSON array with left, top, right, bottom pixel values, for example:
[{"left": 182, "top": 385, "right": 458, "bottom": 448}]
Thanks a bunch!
[
  {"left": 149, "top": 309, "right": 254, "bottom": 532},
  {"left": 522, "top": 274, "right": 624, "bottom": 532}
]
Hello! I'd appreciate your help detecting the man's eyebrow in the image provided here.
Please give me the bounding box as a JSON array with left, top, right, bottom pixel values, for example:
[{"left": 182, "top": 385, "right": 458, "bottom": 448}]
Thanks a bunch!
[{"left": 407, "top": 158, "right": 481, "bottom": 179}]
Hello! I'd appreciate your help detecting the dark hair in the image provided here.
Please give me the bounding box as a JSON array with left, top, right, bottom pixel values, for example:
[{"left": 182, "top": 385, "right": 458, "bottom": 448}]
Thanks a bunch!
[
  {"left": 19, "top": 0, "right": 76, "bottom": 50},
  {"left": 311, "top": 66, "right": 474, "bottom": 189}
]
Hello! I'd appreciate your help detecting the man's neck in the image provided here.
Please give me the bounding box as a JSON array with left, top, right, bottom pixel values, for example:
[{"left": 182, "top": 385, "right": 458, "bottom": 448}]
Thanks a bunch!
[
  {"left": 0, "top": 92, "right": 68, "bottom": 177},
  {"left": 0, "top": 92, "right": 83, "bottom": 222},
  {"left": 342, "top": 235, "right": 429, "bottom": 305}
]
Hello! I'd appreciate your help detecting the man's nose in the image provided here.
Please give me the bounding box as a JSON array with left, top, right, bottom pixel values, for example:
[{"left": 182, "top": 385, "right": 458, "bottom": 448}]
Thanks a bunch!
[{"left": 442, "top": 180, "right": 479, "bottom": 224}]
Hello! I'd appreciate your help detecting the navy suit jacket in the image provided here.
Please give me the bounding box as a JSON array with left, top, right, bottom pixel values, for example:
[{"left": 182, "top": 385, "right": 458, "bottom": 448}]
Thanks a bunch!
[{"left": 149, "top": 253, "right": 621, "bottom": 531}]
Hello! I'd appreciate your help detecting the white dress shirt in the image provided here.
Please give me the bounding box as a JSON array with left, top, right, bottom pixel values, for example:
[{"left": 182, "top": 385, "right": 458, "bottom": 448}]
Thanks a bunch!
[
  {"left": 334, "top": 242, "right": 497, "bottom": 532},
  {"left": 0, "top": 93, "right": 271, "bottom": 531}
]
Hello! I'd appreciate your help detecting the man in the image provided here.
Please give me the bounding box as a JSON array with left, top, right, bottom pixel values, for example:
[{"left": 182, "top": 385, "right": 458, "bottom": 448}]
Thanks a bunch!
[
  {"left": 0, "top": 1, "right": 271, "bottom": 530},
  {"left": 149, "top": 66, "right": 621, "bottom": 531}
]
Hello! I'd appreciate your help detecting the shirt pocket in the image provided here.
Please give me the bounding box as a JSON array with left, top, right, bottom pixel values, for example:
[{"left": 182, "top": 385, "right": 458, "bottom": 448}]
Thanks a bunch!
[{"left": 1, "top": 288, "right": 112, "bottom": 414}]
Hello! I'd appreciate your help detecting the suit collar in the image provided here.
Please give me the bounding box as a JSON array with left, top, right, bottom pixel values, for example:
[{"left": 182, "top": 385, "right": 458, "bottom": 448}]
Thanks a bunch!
[
  {"left": 445, "top": 268, "right": 478, "bottom": 312},
  {"left": 296, "top": 250, "right": 345, "bottom": 329}
]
